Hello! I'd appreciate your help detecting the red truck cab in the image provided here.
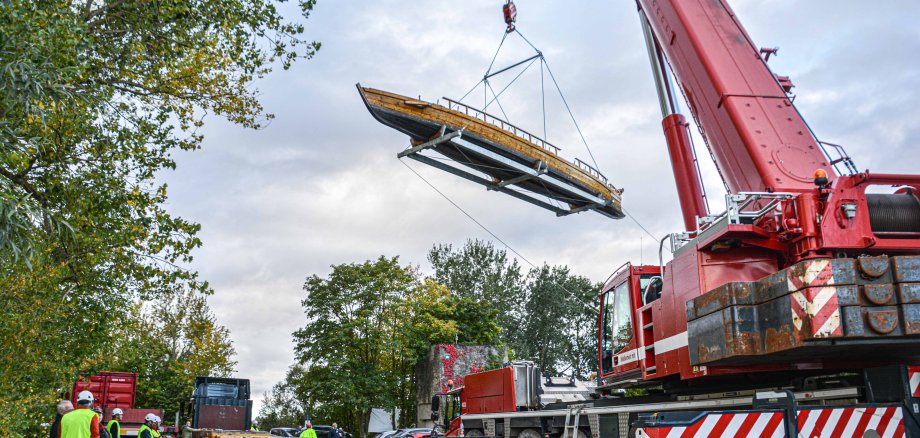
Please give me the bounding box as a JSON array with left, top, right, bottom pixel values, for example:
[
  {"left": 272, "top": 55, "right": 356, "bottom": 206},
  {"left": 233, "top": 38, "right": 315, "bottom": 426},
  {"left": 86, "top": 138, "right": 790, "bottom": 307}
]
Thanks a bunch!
[{"left": 596, "top": 263, "right": 660, "bottom": 392}]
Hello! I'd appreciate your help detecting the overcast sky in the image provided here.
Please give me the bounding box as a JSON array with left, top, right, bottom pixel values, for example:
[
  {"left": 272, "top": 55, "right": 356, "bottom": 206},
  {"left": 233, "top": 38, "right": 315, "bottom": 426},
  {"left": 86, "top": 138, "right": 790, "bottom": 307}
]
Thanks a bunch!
[{"left": 160, "top": 0, "right": 920, "bottom": 416}]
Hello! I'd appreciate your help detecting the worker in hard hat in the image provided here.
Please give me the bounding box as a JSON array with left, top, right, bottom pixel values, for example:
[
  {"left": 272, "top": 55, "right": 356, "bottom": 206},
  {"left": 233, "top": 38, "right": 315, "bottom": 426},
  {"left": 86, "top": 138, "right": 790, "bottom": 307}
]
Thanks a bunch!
[
  {"left": 92, "top": 408, "right": 110, "bottom": 438},
  {"left": 107, "top": 408, "right": 123, "bottom": 438},
  {"left": 299, "top": 422, "right": 317, "bottom": 438},
  {"left": 152, "top": 416, "right": 162, "bottom": 437},
  {"left": 138, "top": 414, "right": 158, "bottom": 438},
  {"left": 59, "top": 390, "right": 101, "bottom": 438}
]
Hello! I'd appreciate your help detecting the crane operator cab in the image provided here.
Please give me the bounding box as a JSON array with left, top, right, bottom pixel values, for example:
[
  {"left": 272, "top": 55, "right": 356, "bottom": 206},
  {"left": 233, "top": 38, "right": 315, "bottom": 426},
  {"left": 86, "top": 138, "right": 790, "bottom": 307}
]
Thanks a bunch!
[{"left": 597, "top": 263, "right": 660, "bottom": 391}]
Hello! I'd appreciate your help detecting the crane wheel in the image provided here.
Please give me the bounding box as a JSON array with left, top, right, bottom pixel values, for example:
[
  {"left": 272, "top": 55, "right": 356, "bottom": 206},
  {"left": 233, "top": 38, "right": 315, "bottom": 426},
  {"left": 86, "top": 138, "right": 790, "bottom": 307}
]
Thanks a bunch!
[{"left": 516, "top": 429, "right": 542, "bottom": 438}]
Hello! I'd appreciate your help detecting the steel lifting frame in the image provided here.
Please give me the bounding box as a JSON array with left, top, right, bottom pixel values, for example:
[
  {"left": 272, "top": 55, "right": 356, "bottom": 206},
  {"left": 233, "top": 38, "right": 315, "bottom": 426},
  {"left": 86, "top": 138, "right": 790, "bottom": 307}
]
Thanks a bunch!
[{"left": 397, "top": 126, "right": 616, "bottom": 218}]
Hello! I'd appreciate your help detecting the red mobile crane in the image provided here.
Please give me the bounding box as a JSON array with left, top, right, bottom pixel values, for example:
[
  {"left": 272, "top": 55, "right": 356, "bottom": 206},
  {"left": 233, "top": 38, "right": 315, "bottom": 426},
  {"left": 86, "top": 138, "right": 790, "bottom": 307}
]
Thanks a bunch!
[
  {"left": 590, "top": 0, "right": 920, "bottom": 435},
  {"left": 366, "top": 1, "right": 920, "bottom": 436},
  {"left": 597, "top": 0, "right": 920, "bottom": 391}
]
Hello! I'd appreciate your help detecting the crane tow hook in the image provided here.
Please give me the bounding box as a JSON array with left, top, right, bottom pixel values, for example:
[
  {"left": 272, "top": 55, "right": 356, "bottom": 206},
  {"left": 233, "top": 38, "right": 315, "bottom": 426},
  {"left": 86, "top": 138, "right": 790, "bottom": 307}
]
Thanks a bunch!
[{"left": 503, "top": 1, "right": 517, "bottom": 33}]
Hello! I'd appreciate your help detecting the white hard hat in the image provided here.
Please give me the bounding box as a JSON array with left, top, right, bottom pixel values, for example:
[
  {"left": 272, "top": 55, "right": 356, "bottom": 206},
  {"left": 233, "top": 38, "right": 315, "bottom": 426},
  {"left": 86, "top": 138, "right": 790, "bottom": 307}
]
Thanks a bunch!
[
  {"left": 154, "top": 415, "right": 162, "bottom": 423},
  {"left": 77, "top": 391, "right": 94, "bottom": 403},
  {"left": 145, "top": 413, "right": 157, "bottom": 422},
  {"left": 112, "top": 408, "right": 124, "bottom": 415}
]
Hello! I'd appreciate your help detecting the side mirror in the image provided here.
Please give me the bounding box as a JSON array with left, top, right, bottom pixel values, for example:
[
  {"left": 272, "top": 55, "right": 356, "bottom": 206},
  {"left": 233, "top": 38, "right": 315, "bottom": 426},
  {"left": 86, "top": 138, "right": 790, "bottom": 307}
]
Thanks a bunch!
[{"left": 430, "top": 395, "right": 440, "bottom": 421}]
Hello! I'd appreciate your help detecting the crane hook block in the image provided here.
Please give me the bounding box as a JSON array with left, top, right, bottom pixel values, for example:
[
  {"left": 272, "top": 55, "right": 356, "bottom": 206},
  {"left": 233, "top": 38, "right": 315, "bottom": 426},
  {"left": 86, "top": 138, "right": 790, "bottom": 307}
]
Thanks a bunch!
[{"left": 503, "top": 1, "right": 517, "bottom": 33}]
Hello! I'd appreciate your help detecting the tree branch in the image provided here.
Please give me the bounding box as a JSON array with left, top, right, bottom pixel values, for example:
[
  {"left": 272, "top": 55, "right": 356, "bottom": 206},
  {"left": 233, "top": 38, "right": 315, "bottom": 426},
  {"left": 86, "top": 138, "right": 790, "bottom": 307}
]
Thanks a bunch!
[{"left": 0, "top": 166, "right": 49, "bottom": 208}]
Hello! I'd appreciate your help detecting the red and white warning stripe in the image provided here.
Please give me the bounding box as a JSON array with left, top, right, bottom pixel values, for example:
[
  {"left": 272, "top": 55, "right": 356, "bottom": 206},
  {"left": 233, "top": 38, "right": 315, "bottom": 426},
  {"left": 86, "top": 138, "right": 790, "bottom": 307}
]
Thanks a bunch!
[
  {"left": 908, "top": 366, "right": 920, "bottom": 398},
  {"left": 788, "top": 260, "right": 842, "bottom": 338},
  {"left": 797, "top": 406, "right": 904, "bottom": 438},
  {"left": 635, "top": 412, "right": 784, "bottom": 438}
]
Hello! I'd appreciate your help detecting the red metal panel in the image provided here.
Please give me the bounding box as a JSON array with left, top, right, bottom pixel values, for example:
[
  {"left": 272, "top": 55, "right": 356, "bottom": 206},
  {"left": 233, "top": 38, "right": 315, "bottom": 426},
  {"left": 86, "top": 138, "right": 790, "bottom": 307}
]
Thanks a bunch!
[
  {"left": 72, "top": 372, "right": 138, "bottom": 410},
  {"left": 814, "top": 173, "right": 920, "bottom": 254},
  {"left": 118, "top": 408, "right": 163, "bottom": 425},
  {"left": 197, "top": 405, "right": 247, "bottom": 430},
  {"left": 639, "top": 0, "right": 834, "bottom": 194},
  {"left": 697, "top": 248, "right": 777, "bottom": 296},
  {"left": 462, "top": 368, "right": 515, "bottom": 414},
  {"left": 659, "top": 248, "right": 699, "bottom": 379}
]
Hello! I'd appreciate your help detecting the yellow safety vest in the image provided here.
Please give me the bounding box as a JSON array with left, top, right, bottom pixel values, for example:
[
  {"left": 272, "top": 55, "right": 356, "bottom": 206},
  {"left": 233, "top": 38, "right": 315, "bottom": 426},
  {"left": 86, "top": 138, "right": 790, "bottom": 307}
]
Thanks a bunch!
[
  {"left": 60, "top": 408, "right": 97, "bottom": 438},
  {"left": 106, "top": 419, "right": 121, "bottom": 438},
  {"left": 138, "top": 425, "right": 153, "bottom": 438}
]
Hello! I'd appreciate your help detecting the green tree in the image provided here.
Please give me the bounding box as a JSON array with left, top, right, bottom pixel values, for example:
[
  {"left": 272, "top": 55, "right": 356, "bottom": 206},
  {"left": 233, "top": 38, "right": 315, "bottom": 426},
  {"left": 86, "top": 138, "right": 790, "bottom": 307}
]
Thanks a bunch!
[
  {"left": 0, "top": 0, "right": 316, "bottom": 433},
  {"left": 392, "top": 280, "right": 501, "bottom": 424},
  {"left": 292, "top": 256, "right": 415, "bottom": 437},
  {"left": 256, "top": 365, "right": 311, "bottom": 430},
  {"left": 514, "top": 264, "right": 599, "bottom": 379},
  {"left": 428, "top": 239, "right": 525, "bottom": 341},
  {"left": 397, "top": 279, "right": 501, "bottom": 361},
  {"left": 280, "top": 256, "right": 503, "bottom": 437},
  {"left": 110, "top": 287, "right": 237, "bottom": 422},
  {"left": 428, "top": 240, "right": 601, "bottom": 378}
]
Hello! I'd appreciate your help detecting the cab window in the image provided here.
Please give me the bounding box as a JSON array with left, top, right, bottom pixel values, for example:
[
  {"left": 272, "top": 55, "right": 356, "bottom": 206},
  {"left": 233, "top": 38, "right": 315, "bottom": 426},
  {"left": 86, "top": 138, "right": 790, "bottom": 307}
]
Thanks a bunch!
[
  {"left": 445, "top": 392, "right": 461, "bottom": 421},
  {"left": 611, "top": 282, "right": 633, "bottom": 353},
  {"left": 601, "top": 290, "right": 614, "bottom": 373},
  {"left": 601, "top": 281, "right": 633, "bottom": 373}
]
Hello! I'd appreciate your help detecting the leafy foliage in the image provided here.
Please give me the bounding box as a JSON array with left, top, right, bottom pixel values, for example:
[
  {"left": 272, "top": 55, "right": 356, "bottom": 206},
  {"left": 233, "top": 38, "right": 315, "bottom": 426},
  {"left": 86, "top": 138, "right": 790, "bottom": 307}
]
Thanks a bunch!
[
  {"left": 259, "top": 257, "right": 501, "bottom": 434},
  {"left": 290, "top": 256, "right": 415, "bottom": 436},
  {"left": 428, "top": 239, "right": 526, "bottom": 341},
  {"left": 110, "top": 287, "right": 237, "bottom": 421},
  {"left": 515, "top": 264, "right": 600, "bottom": 378},
  {"left": 261, "top": 244, "right": 603, "bottom": 433},
  {"left": 428, "top": 239, "right": 600, "bottom": 379},
  {"left": 0, "top": 0, "right": 318, "bottom": 434},
  {"left": 257, "top": 365, "right": 312, "bottom": 431}
]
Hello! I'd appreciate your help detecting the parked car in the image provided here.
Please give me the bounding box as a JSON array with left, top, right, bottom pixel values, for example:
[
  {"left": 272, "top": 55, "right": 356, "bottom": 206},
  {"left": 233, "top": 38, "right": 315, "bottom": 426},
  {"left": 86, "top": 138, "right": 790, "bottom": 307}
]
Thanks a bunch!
[
  {"left": 312, "top": 425, "right": 330, "bottom": 437},
  {"left": 376, "top": 431, "right": 399, "bottom": 438},
  {"left": 270, "top": 428, "right": 302, "bottom": 437},
  {"left": 313, "top": 424, "right": 353, "bottom": 438},
  {"left": 392, "top": 428, "right": 435, "bottom": 438}
]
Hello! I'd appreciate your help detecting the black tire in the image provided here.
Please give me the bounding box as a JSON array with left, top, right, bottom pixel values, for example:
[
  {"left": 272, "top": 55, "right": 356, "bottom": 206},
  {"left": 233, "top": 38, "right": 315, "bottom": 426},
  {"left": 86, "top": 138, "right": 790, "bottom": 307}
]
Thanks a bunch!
[{"left": 516, "top": 429, "right": 542, "bottom": 438}]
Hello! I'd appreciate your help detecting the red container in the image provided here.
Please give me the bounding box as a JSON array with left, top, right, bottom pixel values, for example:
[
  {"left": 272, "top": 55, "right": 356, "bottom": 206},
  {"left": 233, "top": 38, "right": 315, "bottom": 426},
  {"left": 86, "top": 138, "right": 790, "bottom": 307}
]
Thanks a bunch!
[
  {"left": 72, "top": 371, "right": 138, "bottom": 410},
  {"left": 462, "top": 368, "right": 516, "bottom": 414}
]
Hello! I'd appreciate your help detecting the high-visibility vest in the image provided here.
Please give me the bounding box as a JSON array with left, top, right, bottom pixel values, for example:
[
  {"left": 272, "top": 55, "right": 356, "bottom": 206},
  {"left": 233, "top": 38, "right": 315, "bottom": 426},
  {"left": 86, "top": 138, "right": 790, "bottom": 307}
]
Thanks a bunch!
[
  {"left": 106, "top": 419, "right": 121, "bottom": 438},
  {"left": 138, "top": 425, "right": 152, "bottom": 438},
  {"left": 60, "top": 408, "right": 97, "bottom": 438}
]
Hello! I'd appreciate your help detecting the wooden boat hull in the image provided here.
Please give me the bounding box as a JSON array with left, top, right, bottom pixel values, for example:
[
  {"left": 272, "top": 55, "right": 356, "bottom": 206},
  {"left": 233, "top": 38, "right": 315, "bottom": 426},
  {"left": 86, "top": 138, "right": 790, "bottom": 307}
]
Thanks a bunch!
[{"left": 357, "top": 85, "right": 624, "bottom": 219}]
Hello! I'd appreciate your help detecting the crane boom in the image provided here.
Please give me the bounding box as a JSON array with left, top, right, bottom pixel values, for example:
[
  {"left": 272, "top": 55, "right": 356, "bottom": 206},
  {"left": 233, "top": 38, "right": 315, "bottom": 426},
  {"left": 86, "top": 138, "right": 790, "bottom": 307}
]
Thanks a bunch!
[{"left": 638, "top": 0, "right": 835, "bottom": 195}]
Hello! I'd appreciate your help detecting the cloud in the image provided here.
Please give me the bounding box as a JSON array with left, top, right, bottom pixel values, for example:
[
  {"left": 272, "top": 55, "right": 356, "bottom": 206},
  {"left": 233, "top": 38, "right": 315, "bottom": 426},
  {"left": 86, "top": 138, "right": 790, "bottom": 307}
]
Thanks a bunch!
[{"left": 158, "top": 0, "right": 920, "bottom": 417}]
